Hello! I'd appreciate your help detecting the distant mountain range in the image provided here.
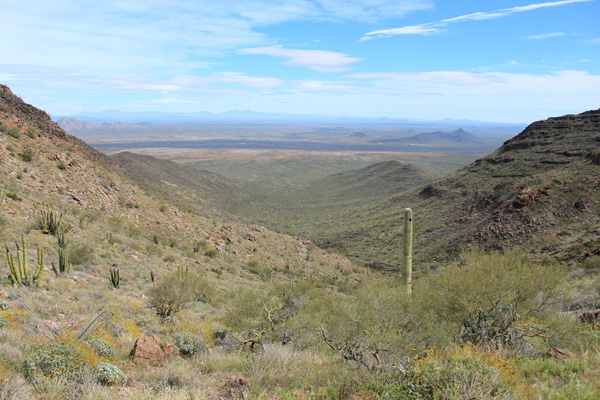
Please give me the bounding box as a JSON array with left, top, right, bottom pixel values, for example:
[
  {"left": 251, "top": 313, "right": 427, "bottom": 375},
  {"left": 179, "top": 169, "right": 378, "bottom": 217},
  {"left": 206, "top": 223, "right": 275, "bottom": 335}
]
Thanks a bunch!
[
  {"left": 52, "top": 110, "right": 527, "bottom": 127},
  {"left": 56, "top": 117, "right": 150, "bottom": 131}
]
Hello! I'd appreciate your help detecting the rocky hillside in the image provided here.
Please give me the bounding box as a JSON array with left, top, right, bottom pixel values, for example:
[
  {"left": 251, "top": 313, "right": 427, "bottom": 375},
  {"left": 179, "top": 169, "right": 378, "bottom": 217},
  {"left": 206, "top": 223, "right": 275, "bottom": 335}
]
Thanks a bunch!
[
  {"left": 0, "top": 84, "right": 362, "bottom": 285},
  {"left": 111, "top": 151, "right": 238, "bottom": 215},
  {"left": 0, "top": 84, "right": 376, "bottom": 399},
  {"left": 385, "top": 109, "right": 600, "bottom": 264}
]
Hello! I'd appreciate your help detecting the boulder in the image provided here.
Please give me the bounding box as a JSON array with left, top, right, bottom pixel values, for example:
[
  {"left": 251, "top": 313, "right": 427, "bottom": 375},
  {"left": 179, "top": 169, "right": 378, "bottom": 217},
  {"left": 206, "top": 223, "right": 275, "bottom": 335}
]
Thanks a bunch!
[{"left": 130, "top": 336, "right": 165, "bottom": 364}]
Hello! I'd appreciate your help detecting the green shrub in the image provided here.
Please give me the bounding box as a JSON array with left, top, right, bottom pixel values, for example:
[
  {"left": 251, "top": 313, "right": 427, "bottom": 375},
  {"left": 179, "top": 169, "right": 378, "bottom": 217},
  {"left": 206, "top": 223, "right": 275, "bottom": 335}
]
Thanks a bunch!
[
  {"left": 146, "top": 270, "right": 213, "bottom": 319},
  {"left": 247, "top": 260, "right": 272, "bottom": 282},
  {"left": 212, "top": 326, "right": 229, "bottom": 340},
  {"left": 582, "top": 256, "right": 600, "bottom": 274},
  {"left": 18, "top": 148, "right": 34, "bottom": 162},
  {"left": 68, "top": 242, "right": 94, "bottom": 265},
  {"left": 170, "top": 332, "right": 207, "bottom": 357},
  {"left": 86, "top": 338, "right": 115, "bottom": 357},
  {"left": 205, "top": 248, "right": 218, "bottom": 258},
  {"left": 370, "top": 350, "right": 512, "bottom": 399},
  {"left": 22, "top": 342, "right": 94, "bottom": 383},
  {"left": 5, "top": 127, "right": 20, "bottom": 138},
  {"left": 5, "top": 192, "right": 21, "bottom": 202},
  {"left": 94, "top": 362, "right": 126, "bottom": 386},
  {"left": 24, "top": 126, "right": 37, "bottom": 138},
  {"left": 419, "top": 247, "right": 567, "bottom": 350}
]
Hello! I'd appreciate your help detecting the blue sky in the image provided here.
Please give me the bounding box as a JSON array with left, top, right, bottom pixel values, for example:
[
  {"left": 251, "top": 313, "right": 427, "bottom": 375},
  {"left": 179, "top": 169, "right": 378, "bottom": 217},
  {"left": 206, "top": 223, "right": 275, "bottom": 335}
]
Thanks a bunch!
[{"left": 1, "top": 0, "right": 599, "bottom": 122}]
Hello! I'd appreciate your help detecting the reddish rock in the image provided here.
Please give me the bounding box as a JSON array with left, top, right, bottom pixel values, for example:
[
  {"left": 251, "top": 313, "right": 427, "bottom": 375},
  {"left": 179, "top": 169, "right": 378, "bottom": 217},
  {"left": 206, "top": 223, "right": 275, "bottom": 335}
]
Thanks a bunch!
[
  {"left": 130, "top": 336, "right": 165, "bottom": 364},
  {"left": 164, "top": 342, "right": 180, "bottom": 357},
  {"left": 36, "top": 319, "right": 60, "bottom": 335}
]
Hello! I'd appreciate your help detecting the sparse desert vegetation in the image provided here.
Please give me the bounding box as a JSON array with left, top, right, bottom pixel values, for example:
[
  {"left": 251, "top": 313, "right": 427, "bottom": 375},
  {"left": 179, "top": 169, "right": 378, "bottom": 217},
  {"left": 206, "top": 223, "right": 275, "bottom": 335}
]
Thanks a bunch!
[{"left": 1, "top": 85, "right": 600, "bottom": 400}]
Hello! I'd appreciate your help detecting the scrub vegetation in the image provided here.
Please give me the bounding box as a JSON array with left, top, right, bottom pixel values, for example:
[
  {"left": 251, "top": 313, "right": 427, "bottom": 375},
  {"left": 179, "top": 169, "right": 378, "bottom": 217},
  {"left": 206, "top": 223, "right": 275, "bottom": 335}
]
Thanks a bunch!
[{"left": 1, "top": 84, "right": 600, "bottom": 399}]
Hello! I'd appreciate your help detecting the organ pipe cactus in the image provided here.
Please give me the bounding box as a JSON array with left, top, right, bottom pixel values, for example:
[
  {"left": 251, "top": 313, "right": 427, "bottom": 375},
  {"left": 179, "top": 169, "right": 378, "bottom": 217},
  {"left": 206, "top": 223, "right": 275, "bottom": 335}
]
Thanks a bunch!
[
  {"left": 109, "top": 267, "right": 120, "bottom": 289},
  {"left": 52, "top": 246, "right": 71, "bottom": 275},
  {"left": 402, "top": 208, "right": 413, "bottom": 295},
  {"left": 6, "top": 236, "right": 44, "bottom": 286}
]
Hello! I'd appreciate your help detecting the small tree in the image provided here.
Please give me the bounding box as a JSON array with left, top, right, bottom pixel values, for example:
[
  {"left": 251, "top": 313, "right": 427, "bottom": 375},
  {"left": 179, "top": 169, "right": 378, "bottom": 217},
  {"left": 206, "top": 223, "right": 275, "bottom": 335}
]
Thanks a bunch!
[{"left": 146, "top": 268, "right": 213, "bottom": 319}]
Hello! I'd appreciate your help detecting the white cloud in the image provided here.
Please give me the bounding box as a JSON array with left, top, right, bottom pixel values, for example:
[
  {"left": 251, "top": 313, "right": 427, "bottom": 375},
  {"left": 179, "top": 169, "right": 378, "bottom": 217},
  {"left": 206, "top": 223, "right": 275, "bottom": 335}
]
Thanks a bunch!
[
  {"left": 525, "top": 32, "right": 566, "bottom": 40},
  {"left": 298, "top": 80, "right": 356, "bottom": 91},
  {"left": 363, "top": 0, "right": 592, "bottom": 39},
  {"left": 348, "top": 71, "right": 501, "bottom": 86},
  {"left": 240, "top": 46, "right": 362, "bottom": 72},
  {"left": 212, "top": 72, "right": 282, "bottom": 88}
]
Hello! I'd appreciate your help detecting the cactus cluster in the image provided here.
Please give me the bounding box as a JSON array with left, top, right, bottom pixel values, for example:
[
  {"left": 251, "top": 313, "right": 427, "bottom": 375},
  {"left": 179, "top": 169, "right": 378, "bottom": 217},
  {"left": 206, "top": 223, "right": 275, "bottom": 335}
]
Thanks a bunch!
[
  {"left": 6, "top": 236, "right": 44, "bottom": 286},
  {"left": 52, "top": 246, "right": 71, "bottom": 275},
  {"left": 109, "top": 267, "right": 120, "bottom": 289},
  {"left": 31, "top": 202, "right": 64, "bottom": 235}
]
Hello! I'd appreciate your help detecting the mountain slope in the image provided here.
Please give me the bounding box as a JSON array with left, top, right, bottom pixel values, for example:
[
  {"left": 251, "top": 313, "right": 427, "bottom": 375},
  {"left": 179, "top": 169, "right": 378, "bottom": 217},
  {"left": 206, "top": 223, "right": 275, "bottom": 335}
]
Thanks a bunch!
[
  {"left": 365, "top": 109, "right": 600, "bottom": 266},
  {"left": 373, "top": 128, "right": 478, "bottom": 144},
  {"left": 403, "top": 128, "right": 478, "bottom": 143},
  {"left": 0, "top": 83, "right": 362, "bottom": 283},
  {"left": 111, "top": 151, "right": 238, "bottom": 214}
]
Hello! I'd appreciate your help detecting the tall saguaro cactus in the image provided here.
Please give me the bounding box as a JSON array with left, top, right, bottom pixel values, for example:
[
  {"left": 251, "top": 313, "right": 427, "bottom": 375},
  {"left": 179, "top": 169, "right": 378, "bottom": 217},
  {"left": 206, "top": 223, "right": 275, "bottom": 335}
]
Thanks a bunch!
[{"left": 402, "top": 208, "right": 413, "bottom": 295}]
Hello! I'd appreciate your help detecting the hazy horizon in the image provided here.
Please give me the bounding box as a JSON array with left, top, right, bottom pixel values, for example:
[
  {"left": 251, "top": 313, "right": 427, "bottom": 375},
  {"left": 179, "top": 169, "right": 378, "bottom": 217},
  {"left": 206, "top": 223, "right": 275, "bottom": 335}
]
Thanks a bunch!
[{"left": 2, "top": 0, "right": 599, "bottom": 123}]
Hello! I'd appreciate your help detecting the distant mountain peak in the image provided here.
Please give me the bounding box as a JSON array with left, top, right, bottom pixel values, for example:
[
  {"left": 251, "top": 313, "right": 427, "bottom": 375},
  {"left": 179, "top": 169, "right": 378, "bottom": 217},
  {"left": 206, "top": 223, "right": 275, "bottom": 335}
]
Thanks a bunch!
[{"left": 397, "top": 128, "right": 478, "bottom": 144}]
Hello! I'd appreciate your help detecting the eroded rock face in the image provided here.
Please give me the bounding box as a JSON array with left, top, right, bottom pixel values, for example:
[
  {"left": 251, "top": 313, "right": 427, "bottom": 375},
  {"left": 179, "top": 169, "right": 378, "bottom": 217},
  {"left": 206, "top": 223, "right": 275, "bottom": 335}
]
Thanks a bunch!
[{"left": 130, "top": 335, "right": 179, "bottom": 364}]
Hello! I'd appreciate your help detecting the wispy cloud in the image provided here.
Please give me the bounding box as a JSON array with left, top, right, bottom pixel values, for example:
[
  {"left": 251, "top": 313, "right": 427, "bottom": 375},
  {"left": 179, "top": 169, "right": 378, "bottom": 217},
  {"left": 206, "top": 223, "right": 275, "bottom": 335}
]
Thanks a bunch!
[
  {"left": 525, "top": 32, "right": 566, "bottom": 40},
  {"left": 362, "top": 0, "right": 591, "bottom": 39},
  {"left": 348, "top": 71, "right": 501, "bottom": 86},
  {"left": 240, "top": 46, "right": 362, "bottom": 72},
  {"left": 298, "top": 80, "right": 356, "bottom": 92}
]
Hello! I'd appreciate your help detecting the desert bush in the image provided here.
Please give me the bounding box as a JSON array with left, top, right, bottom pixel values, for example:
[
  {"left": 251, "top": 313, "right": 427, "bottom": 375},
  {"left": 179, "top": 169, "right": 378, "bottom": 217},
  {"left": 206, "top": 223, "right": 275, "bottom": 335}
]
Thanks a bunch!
[
  {"left": 247, "top": 260, "right": 272, "bottom": 281},
  {"left": 5, "top": 126, "right": 20, "bottom": 138},
  {"left": 205, "top": 248, "right": 218, "bottom": 258},
  {"left": 147, "top": 270, "right": 213, "bottom": 319},
  {"left": 5, "top": 192, "right": 21, "bottom": 202},
  {"left": 18, "top": 148, "right": 34, "bottom": 162},
  {"left": 68, "top": 242, "right": 94, "bottom": 266},
  {"left": 86, "top": 338, "right": 115, "bottom": 357},
  {"left": 369, "top": 345, "right": 513, "bottom": 399},
  {"left": 145, "top": 243, "right": 163, "bottom": 257},
  {"left": 582, "top": 255, "right": 600, "bottom": 275},
  {"left": 295, "top": 280, "right": 439, "bottom": 369},
  {"left": 22, "top": 341, "right": 97, "bottom": 383},
  {"left": 94, "top": 362, "right": 126, "bottom": 386},
  {"left": 419, "top": 247, "right": 567, "bottom": 351},
  {"left": 24, "top": 126, "right": 37, "bottom": 138},
  {"left": 170, "top": 332, "right": 207, "bottom": 357},
  {"left": 212, "top": 326, "right": 229, "bottom": 340}
]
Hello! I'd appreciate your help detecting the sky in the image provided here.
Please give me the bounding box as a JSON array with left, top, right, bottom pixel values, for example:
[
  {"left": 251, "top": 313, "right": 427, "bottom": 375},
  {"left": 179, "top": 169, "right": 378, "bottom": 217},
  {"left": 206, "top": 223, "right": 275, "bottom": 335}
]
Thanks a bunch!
[{"left": 1, "top": 0, "right": 599, "bottom": 123}]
